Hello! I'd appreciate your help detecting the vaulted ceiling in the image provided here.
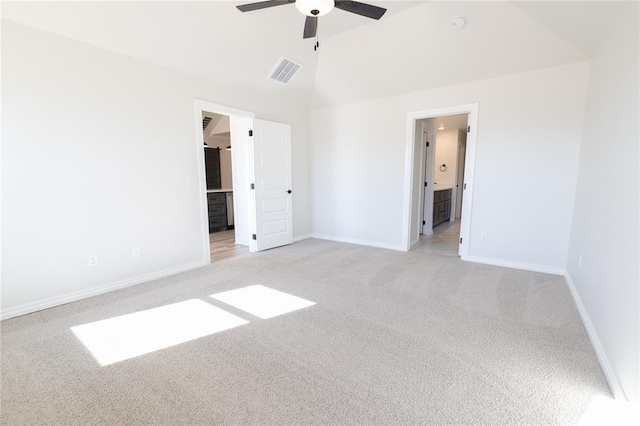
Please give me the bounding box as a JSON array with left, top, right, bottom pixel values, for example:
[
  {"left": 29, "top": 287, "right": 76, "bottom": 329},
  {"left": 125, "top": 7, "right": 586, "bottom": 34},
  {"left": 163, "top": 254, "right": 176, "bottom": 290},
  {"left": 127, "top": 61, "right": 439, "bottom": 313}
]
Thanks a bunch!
[{"left": 2, "top": 1, "right": 626, "bottom": 109}]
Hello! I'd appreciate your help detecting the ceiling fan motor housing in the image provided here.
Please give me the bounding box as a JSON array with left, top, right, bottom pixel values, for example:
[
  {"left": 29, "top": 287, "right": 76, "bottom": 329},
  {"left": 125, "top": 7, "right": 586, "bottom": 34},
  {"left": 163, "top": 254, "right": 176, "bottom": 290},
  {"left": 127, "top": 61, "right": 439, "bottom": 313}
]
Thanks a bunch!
[{"left": 296, "top": 0, "right": 335, "bottom": 17}]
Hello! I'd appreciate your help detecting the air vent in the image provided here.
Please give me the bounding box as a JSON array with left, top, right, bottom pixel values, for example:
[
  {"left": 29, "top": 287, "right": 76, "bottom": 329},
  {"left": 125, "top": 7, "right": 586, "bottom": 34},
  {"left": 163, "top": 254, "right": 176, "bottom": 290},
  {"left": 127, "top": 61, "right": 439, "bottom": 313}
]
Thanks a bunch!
[
  {"left": 268, "top": 56, "right": 302, "bottom": 85},
  {"left": 202, "top": 116, "right": 212, "bottom": 130}
]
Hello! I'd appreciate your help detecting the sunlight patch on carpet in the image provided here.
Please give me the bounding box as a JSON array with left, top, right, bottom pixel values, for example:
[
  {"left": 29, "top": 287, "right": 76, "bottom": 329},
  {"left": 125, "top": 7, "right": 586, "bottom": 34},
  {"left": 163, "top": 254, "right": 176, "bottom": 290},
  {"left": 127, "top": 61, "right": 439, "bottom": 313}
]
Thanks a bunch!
[
  {"left": 71, "top": 299, "right": 248, "bottom": 366},
  {"left": 210, "top": 285, "right": 316, "bottom": 319}
]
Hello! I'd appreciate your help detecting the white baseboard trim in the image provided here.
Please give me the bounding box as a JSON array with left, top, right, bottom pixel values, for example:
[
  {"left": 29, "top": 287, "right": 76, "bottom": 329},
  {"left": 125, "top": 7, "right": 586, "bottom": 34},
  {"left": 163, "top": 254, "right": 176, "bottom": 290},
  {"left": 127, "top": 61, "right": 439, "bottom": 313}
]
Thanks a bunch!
[
  {"left": 564, "top": 273, "right": 627, "bottom": 401},
  {"left": 0, "top": 260, "right": 206, "bottom": 321},
  {"left": 462, "top": 255, "right": 565, "bottom": 275},
  {"left": 310, "top": 234, "right": 404, "bottom": 252},
  {"left": 293, "top": 233, "right": 313, "bottom": 243}
]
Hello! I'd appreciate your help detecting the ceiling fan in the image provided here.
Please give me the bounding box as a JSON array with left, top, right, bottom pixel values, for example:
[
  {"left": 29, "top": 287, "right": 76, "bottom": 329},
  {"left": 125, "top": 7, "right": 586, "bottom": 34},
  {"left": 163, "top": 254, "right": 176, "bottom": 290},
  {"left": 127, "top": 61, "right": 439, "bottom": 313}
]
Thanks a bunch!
[{"left": 236, "top": 0, "right": 387, "bottom": 40}]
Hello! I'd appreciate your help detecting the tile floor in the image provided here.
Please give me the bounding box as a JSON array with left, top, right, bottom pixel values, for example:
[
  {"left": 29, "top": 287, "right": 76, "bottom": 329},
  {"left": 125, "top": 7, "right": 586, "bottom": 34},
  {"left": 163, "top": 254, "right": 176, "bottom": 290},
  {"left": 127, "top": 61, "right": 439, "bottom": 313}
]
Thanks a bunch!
[{"left": 413, "top": 219, "right": 461, "bottom": 256}]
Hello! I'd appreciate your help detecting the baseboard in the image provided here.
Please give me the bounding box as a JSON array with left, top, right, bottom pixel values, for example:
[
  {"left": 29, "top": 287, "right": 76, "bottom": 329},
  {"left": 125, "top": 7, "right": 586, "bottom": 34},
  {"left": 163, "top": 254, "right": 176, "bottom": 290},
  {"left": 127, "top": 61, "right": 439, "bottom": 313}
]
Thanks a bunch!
[
  {"left": 564, "top": 273, "right": 627, "bottom": 401},
  {"left": 462, "top": 255, "right": 565, "bottom": 275},
  {"left": 0, "top": 260, "right": 206, "bottom": 321},
  {"left": 293, "top": 233, "right": 313, "bottom": 243},
  {"left": 311, "top": 234, "right": 404, "bottom": 251}
]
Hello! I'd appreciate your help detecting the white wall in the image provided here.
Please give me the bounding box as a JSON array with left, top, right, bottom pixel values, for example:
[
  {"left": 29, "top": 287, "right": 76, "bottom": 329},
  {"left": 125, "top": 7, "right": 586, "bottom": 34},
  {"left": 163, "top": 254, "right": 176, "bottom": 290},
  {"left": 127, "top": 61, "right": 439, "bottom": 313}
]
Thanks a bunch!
[
  {"left": 433, "top": 129, "right": 458, "bottom": 189},
  {"left": 1, "top": 21, "right": 311, "bottom": 318},
  {"left": 310, "top": 61, "right": 590, "bottom": 270},
  {"left": 565, "top": 3, "right": 639, "bottom": 403}
]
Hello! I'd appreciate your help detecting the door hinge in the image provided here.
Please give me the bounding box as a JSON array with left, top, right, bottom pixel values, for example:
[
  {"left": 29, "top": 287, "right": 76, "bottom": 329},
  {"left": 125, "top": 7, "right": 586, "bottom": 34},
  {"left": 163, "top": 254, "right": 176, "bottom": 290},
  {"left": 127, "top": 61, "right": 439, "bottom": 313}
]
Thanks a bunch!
[
  {"left": 252, "top": 234, "right": 257, "bottom": 240},
  {"left": 249, "top": 130, "right": 253, "bottom": 137},
  {"left": 250, "top": 183, "right": 255, "bottom": 190},
  {"left": 460, "top": 238, "right": 463, "bottom": 244},
  {"left": 463, "top": 183, "right": 467, "bottom": 190},
  {"left": 423, "top": 220, "right": 426, "bottom": 225},
  {"left": 467, "top": 125, "right": 471, "bottom": 133},
  {"left": 424, "top": 182, "right": 428, "bottom": 187},
  {"left": 426, "top": 141, "right": 430, "bottom": 147}
]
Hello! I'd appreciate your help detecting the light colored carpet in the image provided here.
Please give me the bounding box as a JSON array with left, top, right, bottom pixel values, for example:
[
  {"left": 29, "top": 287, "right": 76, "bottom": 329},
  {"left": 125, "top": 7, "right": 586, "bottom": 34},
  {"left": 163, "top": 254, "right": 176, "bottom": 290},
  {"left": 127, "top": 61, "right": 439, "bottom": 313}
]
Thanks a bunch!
[{"left": 1, "top": 239, "right": 610, "bottom": 425}]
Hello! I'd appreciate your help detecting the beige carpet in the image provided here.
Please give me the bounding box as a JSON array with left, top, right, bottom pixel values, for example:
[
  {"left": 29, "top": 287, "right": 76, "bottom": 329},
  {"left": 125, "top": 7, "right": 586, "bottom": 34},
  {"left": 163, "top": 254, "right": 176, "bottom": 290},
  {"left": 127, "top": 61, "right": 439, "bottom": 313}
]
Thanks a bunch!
[{"left": 1, "top": 239, "right": 610, "bottom": 425}]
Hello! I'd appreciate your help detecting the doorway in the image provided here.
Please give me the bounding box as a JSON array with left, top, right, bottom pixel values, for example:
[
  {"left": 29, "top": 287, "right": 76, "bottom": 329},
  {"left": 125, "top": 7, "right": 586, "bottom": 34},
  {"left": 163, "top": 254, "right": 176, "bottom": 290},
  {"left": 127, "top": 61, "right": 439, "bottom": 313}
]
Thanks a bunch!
[
  {"left": 402, "top": 103, "right": 479, "bottom": 258},
  {"left": 194, "top": 100, "right": 254, "bottom": 264},
  {"left": 194, "top": 100, "right": 294, "bottom": 263},
  {"left": 414, "top": 113, "right": 468, "bottom": 256},
  {"left": 201, "top": 112, "right": 248, "bottom": 262}
]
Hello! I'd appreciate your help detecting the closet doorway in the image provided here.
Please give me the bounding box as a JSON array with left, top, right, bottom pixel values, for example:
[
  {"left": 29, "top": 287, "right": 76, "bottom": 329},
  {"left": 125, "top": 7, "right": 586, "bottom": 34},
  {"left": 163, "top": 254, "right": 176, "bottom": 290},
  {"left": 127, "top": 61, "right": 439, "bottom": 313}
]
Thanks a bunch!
[{"left": 201, "top": 112, "right": 247, "bottom": 262}]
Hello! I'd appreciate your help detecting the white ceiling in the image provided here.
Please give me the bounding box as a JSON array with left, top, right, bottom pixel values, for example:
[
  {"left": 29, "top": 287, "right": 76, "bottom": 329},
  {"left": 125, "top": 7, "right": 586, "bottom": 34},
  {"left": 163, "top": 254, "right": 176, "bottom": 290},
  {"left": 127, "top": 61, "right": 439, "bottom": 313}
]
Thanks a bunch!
[
  {"left": 508, "top": 1, "right": 629, "bottom": 57},
  {"left": 1, "top": 1, "right": 422, "bottom": 107},
  {"left": 2, "top": 1, "right": 627, "bottom": 109}
]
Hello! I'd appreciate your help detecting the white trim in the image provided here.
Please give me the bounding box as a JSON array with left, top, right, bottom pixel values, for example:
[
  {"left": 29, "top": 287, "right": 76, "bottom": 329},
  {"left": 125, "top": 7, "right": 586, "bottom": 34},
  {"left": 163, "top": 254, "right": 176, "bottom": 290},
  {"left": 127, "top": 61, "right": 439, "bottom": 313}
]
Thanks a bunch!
[
  {"left": 422, "top": 125, "right": 436, "bottom": 236},
  {"left": 194, "top": 100, "right": 255, "bottom": 120},
  {"left": 403, "top": 103, "right": 479, "bottom": 258},
  {"left": 293, "top": 233, "right": 313, "bottom": 242},
  {"left": 564, "top": 273, "right": 627, "bottom": 401},
  {"left": 0, "top": 261, "right": 206, "bottom": 321},
  {"left": 311, "top": 234, "right": 404, "bottom": 252},
  {"left": 463, "top": 255, "right": 565, "bottom": 275},
  {"left": 193, "top": 99, "right": 255, "bottom": 263}
]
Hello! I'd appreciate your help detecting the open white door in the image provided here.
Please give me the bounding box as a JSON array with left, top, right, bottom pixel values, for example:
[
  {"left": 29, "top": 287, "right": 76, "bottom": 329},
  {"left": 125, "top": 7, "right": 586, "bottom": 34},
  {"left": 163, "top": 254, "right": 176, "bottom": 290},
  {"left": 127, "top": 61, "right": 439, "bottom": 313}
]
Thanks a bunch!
[{"left": 249, "top": 119, "right": 293, "bottom": 252}]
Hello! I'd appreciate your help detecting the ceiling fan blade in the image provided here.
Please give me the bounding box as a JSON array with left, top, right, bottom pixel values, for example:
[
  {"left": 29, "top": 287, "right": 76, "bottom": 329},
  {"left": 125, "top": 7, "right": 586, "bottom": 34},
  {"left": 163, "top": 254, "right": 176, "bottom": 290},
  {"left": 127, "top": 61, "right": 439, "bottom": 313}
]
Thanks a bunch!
[
  {"left": 303, "top": 16, "right": 318, "bottom": 39},
  {"left": 335, "top": 0, "right": 387, "bottom": 20},
  {"left": 236, "top": 0, "right": 295, "bottom": 13}
]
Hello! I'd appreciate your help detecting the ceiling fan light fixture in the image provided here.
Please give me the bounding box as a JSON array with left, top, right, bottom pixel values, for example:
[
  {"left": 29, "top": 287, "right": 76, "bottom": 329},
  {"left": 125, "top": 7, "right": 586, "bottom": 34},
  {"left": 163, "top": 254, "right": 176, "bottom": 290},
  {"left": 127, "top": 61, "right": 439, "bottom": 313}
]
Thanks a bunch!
[{"left": 296, "top": 0, "right": 334, "bottom": 17}]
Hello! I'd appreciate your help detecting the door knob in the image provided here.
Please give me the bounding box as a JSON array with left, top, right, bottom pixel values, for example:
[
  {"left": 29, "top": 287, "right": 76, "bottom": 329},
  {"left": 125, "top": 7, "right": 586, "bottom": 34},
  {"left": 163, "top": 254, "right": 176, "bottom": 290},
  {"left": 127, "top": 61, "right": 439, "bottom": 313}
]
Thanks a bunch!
[{"left": 287, "top": 190, "right": 292, "bottom": 194}]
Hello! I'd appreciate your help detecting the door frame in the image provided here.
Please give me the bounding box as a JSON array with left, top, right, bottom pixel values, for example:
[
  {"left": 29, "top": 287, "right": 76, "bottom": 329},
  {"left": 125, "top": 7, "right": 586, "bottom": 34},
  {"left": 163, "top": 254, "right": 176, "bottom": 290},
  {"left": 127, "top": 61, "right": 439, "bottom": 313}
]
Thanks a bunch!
[
  {"left": 402, "top": 103, "right": 479, "bottom": 258},
  {"left": 421, "top": 122, "right": 436, "bottom": 236},
  {"left": 193, "top": 99, "right": 254, "bottom": 264}
]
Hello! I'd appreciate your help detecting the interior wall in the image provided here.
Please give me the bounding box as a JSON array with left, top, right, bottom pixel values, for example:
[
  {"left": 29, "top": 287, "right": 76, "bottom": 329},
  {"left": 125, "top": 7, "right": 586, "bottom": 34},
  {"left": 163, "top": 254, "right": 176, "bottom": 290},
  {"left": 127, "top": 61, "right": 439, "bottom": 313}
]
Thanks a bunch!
[
  {"left": 1, "top": 21, "right": 311, "bottom": 318},
  {"left": 309, "top": 61, "right": 590, "bottom": 270},
  {"left": 434, "top": 129, "right": 458, "bottom": 189},
  {"left": 565, "top": 3, "right": 639, "bottom": 402}
]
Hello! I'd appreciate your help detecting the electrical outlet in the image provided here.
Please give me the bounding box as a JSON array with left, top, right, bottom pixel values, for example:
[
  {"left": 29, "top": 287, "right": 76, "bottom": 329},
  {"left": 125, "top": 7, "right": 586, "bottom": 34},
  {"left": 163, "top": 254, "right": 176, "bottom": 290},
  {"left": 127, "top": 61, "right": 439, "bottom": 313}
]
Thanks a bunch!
[
  {"left": 132, "top": 248, "right": 141, "bottom": 258},
  {"left": 481, "top": 232, "right": 488, "bottom": 242},
  {"left": 578, "top": 255, "right": 583, "bottom": 269},
  {"left": 88, "top": 255, "right": 98, "bottom": 266}
]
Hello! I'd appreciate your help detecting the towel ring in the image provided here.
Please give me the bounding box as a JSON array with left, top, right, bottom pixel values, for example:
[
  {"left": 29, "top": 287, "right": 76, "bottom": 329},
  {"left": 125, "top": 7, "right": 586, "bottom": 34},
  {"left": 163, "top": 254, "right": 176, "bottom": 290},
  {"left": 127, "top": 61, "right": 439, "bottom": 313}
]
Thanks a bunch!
[{"left": 439, "top": 164, "right": 447, "bottom": 172}]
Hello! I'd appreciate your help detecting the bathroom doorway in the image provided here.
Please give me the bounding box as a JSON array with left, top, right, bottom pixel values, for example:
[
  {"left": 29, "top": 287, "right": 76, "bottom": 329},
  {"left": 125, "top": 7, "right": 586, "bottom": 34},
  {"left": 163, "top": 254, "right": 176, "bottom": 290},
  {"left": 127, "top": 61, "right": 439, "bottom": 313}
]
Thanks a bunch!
[{"left": 403, "top": 103, "right": 479, "bottom": 258}]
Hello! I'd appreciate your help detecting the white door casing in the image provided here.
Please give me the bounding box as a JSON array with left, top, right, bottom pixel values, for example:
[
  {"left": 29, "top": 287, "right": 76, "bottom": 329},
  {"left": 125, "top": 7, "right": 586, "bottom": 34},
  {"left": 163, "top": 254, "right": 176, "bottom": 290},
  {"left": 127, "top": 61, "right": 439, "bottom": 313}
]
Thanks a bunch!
[
  {"left": 249, "top": 119, "right": 293, "bottom": 252},
  {"left": 422, "top": 126, "right": 435, "bottom": 235},
  {"left": 402, "top": 103, "right": 479, "bottom": 258},
  {"left": 193, "top": 99, "right": 254, "bottom": 263}
]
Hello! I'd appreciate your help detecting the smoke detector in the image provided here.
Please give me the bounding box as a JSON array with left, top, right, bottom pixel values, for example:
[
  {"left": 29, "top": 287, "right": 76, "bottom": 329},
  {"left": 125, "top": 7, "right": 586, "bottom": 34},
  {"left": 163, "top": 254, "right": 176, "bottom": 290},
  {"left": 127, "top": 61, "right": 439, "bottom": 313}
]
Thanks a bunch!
[{"left": 451, "top": 17, "right": 466, "bottom": 31}]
